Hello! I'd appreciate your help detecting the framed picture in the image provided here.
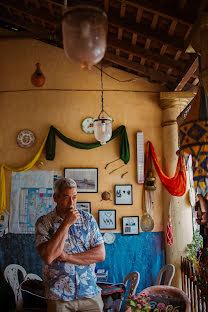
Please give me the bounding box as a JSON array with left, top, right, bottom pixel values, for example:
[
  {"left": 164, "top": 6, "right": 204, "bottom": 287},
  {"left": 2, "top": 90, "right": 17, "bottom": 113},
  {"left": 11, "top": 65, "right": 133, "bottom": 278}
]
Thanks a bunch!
[
  {"left": 98, "top": 210, "right": 116, "bottom": 230},
  {"left": 76, "top": 202, "right": 91, "bottom": 213},
  {"left": 64, "top": 168, "right": 98, "bottom": 193},
  {"left": 115, "top": 185, "right": 133, "bottom": 205},
  {"left": 122, "top": 216, "right": 139, "bottom": 235}
]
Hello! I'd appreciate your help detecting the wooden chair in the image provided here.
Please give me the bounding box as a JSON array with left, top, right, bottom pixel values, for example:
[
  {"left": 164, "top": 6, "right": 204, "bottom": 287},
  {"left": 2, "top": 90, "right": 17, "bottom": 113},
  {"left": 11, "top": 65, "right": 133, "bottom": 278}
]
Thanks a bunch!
[
  {"left": 115, "top": 271, "right": 140, "bottom": 311},
  {"left": 21, "top": 273, "right": 46, "bottom": 312},
  {"left": 24, "top": 273, "right": 43, "bottom": 281},
  {"left": 141, "top": 285, "right": 191, "bottom": 312},
  {"left": 4, "top": 264, "right": 27, "bottom": 311},
  {"left": 156, "top": 264, "right": 175, "bottom": 286}
]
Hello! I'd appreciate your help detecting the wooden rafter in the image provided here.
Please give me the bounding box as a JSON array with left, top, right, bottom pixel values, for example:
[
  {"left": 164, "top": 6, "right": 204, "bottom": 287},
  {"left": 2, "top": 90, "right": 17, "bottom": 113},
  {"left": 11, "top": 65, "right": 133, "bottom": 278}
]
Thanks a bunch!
[
  {"left": 116, "top": 0, "right": 194, "bottom": 25},
  {"left": 174, "top": 56, "right": 199, "bottom": 91},
  {"left": 104, "top": 52, "right": 177, "bottom": 85},
  {"left": 0, "top": 0, "right": 202, "bottom": 92},
  {"left": 0, "top": 0, "right": 60, "bottom": 26},
  {"left": 107, "top": 35, "right": 186, "bottom": 72},
  {"left": 0, "top": 7, "right": 62, "bottom": 44},
  {"left": 108, "top": 13, "right": 185, "bottom": 51}
]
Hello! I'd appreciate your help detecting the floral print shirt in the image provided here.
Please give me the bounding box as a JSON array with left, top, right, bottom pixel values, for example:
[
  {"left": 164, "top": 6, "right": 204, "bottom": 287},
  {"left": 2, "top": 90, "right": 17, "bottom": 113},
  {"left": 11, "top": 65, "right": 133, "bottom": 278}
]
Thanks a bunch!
[{"left": 35, "top": 208, "right": 104, "bottom": 301}]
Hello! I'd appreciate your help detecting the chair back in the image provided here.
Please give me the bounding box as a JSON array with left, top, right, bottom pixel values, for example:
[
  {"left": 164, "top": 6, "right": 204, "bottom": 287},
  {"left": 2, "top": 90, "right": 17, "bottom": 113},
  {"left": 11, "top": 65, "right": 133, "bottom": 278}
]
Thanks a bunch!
[
  {"left": 4, "top": 264, "right": 27, "bottom": 311},
  {"left": 124, "top": 271, "right": 140, "bottom": 297},
  {"left": 156, "top": 264, "right": 175, "bottom": 286},
  {"left": 25, "top": 273, "right": 43, "bottom": 281},
  {"left": 141, "top": 285, "right": 191, "bottom": 312},
  {"left": 115, "top": 271, "right": 140, "bottom": 311}
]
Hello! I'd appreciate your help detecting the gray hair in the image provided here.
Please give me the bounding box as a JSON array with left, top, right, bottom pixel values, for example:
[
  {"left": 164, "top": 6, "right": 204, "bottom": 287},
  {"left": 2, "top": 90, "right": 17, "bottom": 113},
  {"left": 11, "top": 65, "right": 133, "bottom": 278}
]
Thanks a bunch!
[{"left": 54, "top": 177, "right": 77, "bottom": 195}]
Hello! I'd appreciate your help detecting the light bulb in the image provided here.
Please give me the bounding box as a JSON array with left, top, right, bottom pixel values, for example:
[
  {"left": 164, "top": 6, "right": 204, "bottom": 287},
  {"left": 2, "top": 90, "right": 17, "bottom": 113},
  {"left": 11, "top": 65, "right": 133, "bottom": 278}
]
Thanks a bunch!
[{"left": 101, "top": 120, "right": 106, "bottom": 133}]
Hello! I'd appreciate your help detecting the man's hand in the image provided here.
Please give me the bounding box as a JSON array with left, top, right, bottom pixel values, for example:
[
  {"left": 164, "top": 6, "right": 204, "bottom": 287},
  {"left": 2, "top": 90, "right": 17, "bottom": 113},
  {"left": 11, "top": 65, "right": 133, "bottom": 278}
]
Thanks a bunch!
[
  {"left": 64, "top": 208, "right": 80, "bottom": 226},
  {"left": 57, "top": 251, "right": 69, "bottom": 262}
]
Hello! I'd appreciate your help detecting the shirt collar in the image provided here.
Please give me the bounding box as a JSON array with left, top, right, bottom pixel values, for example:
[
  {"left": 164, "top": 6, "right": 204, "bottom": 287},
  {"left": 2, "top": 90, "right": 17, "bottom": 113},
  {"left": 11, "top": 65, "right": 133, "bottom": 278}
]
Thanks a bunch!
[{"left": 51, "top": 207, "right": 63, "bottom": 223}]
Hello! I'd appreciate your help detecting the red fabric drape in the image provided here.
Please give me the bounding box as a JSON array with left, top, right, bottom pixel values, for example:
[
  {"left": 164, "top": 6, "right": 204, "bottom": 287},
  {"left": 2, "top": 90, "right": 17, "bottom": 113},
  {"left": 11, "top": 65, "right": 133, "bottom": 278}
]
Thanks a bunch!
[{"left": 145, "top": 141, "right": 187, "bottom": 197}]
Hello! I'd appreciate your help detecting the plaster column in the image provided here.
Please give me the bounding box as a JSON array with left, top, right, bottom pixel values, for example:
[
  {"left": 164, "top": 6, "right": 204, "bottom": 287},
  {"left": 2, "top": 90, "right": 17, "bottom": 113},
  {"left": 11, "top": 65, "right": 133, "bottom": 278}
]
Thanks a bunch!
[
  {"left": 190, "top": 12, "right": 208, "bottom": 94},
  {"left": 160, "top": 92, "right": 194, "bottom": 288}
]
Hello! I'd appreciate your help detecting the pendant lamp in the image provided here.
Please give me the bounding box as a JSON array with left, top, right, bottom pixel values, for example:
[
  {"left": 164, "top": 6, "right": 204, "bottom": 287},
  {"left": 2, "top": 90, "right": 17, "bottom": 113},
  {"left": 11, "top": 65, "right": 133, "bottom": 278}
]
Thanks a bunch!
[
  {"left": 62, "top": 2, "right": 107, "bottom": 70},
  {"left": 94, "top": 66, "right": 112, "bottom": 145}
]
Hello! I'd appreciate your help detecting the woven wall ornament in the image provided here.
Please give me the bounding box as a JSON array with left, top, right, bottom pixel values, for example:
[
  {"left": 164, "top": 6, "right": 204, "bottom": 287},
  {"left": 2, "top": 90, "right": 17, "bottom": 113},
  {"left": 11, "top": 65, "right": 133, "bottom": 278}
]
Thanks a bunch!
[{"left": 177, "top": 86, "right": 208, "bottom": 196}]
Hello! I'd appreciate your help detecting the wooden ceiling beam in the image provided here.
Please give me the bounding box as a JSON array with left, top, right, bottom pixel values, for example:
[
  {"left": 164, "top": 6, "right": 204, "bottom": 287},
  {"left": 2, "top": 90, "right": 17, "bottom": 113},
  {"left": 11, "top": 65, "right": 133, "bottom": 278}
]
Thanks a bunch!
[
  {"left": 0, "top": 0, "right": 60, "bottom": 26},
  {"left": 0, "top": 8, "right": 62, "bottom": 44},
  {"left": 117, "top": 0, "right": 194, "bottom": 26},
  {"left": 184, "top": 0, "right": 208, "bottom": 49},
  {"left": 104, "top": 52, "right": 177, "bottom": 84},
  {"left": 0, "top": 1, "right": 187, "bottom": 51},
  {"left": 174, "top": 56, "right": 198, "bottom": 91},
  {"left": 108, "top": 13, "right": 185, "bottom": 51},
  {"left": 107, "top": 35, "right": 186, "bottom": 72}
]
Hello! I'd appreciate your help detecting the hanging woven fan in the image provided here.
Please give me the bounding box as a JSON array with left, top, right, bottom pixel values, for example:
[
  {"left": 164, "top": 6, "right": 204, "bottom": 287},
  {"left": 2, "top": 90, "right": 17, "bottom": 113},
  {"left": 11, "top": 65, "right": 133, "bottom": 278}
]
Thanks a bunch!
[{"left": 177, "top": 56, "right": 208, "bottom": 196}]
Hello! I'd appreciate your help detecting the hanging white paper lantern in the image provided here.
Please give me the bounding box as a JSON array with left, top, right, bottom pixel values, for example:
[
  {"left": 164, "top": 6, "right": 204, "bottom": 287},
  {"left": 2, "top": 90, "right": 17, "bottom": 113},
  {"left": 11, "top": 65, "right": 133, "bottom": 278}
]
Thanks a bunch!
[{"left": 62, "top": 5, "right": 108, "bottom": 70}]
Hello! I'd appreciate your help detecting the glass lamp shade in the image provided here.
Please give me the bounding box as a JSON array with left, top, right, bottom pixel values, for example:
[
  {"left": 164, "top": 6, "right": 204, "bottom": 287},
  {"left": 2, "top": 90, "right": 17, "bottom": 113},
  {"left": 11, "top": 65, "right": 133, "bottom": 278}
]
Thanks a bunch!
[
  {"left": 93, "top": 117, "right": 112, "bottom": 145},
  {"left": 62, "top": 5, "right": 108, "bottom": 70}
]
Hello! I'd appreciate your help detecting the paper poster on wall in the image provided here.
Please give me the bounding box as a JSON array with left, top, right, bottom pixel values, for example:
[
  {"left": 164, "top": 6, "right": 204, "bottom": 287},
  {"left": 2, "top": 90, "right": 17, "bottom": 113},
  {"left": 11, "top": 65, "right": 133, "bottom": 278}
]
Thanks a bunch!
[{"left": 10, "top": 170, "right": 62, "bottom": 233}]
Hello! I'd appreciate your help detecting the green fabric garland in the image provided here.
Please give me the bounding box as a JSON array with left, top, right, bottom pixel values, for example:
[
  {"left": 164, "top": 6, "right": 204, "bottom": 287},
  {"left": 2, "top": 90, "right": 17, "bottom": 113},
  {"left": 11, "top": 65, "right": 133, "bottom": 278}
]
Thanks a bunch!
[{"left": 46, "top": 125, "right": 130, "bottom": 164}]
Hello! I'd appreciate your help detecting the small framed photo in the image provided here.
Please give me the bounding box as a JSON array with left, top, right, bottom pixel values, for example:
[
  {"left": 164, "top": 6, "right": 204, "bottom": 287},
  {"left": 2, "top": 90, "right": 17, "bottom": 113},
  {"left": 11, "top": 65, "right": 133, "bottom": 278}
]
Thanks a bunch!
[
  {"left": 115, "top": 185, "right": 133, "bottom": 205},
  {"left": 122, "top": 216, "right": 139, "bottom": 235},
  {"left": 98, "top": 210, "right": 116, "bottom": 230},
  {"left": 76, "top": 202, "right": 91, "bottom": 213},
  {"left": 64, "top": 168, "right": 98, "bottom": 193}
]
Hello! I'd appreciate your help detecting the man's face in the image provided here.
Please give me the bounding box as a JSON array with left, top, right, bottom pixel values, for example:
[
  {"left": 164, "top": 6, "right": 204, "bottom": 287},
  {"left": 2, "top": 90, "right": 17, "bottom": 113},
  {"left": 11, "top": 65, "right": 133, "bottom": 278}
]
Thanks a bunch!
[{"left": 54, "top": 187, "right": 78, "bottom": 216}]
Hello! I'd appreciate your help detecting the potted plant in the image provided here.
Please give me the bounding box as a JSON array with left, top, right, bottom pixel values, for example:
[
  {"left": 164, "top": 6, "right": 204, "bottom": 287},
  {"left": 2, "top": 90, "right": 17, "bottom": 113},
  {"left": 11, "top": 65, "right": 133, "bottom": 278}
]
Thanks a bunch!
[
  {"left": 125, "top": 292, "right": 151, "bottom": 312},
  {"left": 186, "top": 229, "right": 203, "bottom": 271}
]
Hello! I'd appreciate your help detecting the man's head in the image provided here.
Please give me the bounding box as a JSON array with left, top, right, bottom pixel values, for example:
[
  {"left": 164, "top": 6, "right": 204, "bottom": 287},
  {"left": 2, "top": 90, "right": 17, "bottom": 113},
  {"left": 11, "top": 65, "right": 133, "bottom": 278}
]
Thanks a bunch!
[{"left": 53, "top": 178, "right": 78, "bottom": 217}]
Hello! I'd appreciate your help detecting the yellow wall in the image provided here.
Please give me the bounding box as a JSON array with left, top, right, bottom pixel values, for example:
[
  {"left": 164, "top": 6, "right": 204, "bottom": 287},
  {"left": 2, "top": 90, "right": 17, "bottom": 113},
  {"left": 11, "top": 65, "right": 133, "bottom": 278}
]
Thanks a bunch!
[{"left": 0, "top": 39, "right": 165, "bottom": 232}]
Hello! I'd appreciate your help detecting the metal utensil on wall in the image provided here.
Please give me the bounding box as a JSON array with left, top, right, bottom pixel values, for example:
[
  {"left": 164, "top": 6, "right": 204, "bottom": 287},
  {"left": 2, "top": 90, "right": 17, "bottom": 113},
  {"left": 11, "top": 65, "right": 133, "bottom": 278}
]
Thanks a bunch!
[{"left": 141, "top": 189, "right": 154, "bottom": 232}]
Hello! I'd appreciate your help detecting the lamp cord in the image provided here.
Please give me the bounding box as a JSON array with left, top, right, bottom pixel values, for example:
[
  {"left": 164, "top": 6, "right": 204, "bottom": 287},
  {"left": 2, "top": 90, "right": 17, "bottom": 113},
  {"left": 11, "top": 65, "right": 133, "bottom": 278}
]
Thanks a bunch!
[{"left": 101, "top": 64, "right": 104, "bottom": 113}]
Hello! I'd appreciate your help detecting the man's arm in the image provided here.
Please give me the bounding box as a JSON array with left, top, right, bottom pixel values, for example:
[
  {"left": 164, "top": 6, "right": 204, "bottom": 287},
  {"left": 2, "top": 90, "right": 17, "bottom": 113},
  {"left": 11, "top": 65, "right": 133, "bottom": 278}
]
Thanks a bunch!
[
  {"left": 36, "top": 209, "right": 80, "bottom": 265},
  {"left": 57, "top": 243, "right": 105, "bottom": 265}
]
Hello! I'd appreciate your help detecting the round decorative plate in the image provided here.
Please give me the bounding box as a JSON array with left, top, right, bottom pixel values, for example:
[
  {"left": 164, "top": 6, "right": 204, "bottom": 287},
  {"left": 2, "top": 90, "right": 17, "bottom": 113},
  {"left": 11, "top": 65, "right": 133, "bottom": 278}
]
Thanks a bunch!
[
  {"left": 103, "top": 232, "right": 116, "bottom": 244},
  {"left": 81, "top": 117, "right": 94, "bottom": 134},
  {"left": 141, "top": 214, "right": 154, "bottom": 232},
  {"left": 16, "top": 129, "right": 36, "bottom": 148}
]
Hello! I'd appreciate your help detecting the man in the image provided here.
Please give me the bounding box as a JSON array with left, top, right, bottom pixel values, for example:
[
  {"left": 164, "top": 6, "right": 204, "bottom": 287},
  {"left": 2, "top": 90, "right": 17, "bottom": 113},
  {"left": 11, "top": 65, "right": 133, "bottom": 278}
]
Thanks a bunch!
[{"left": 35, "top": 177, "right": 105, "bottom": 312}]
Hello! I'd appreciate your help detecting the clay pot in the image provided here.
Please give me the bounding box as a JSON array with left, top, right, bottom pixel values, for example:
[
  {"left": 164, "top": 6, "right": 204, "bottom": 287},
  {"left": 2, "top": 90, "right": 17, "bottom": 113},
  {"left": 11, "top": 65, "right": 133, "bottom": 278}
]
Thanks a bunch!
[{"left": 31, "top": 63, "right": 45, "bottom": 87}]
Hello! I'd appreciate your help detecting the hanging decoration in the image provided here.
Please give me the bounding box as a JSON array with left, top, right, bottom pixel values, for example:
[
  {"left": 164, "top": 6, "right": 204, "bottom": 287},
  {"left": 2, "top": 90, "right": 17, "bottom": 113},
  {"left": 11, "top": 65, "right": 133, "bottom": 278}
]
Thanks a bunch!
[
  {"left": 0, "top": 125, "right": 129, "bottom": 215},
  {"left": 137, "top": 132, "right": 144, "bottom": 184},
  {"left": 145, "top": 141, "right": 187, "bottom": 197},
  {"left": 62, "top": 4, "right": 107, "bottom": 70},
  {"left": 46, "top": 125, "right": 129, "bottom": 163},
  {"left": 0, "top": 131, "right": 49, "bottom": 215},
  {"left": 16, "top": 129, "right": 36, "bottom": 149},
  {"left": 93, "top": 65, "right": 113, "bottom": 145},
  {"left": 166, "top": 202, "right": 173, "bottom": 246},
  {"left": 31, "top": 63, "right": 46, "bottom": 87},
  {"left": 81, "top": 117, "right": 94, "bottom": 134},
  {"left": 101, "top": 192, "right": 112, "bottom": 201},
  {"left": 141, "top": 189, "right": 154, "bottom": 232},
  {"left": 177, "top": 85, "right": 208, "bottom": 196}
]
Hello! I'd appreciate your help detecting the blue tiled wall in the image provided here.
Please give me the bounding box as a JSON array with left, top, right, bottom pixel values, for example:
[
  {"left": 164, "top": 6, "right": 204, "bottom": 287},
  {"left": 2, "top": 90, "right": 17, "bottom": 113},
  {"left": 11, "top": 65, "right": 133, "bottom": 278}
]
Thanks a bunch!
[{"left": 0, "top": 231, "right": 165, "bottom": 294}]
